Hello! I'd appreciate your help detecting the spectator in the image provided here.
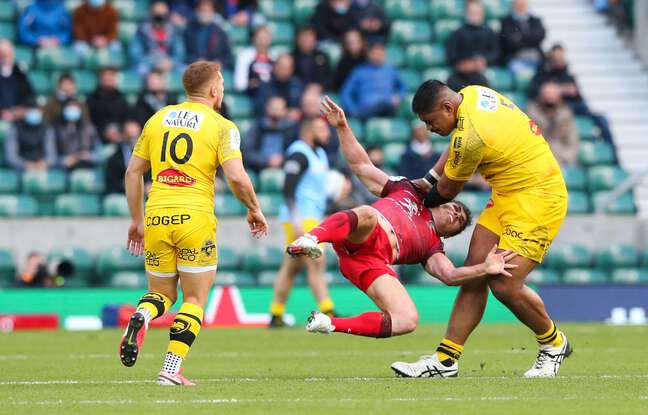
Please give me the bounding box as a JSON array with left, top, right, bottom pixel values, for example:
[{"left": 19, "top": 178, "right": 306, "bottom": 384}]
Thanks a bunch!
[
  {"left": 299, "top": 84, "right": 339, "bottom": 164},
  {"left": 52, "top": 99, "right": 99, "bottom": 170},
  {"left": 292, "top": 26, "right": 332, "bottom": 89},
  {"left": 184, "top": 0, "right": 234, "bottom": 69},
  {"left": 130, "top": 1, "right": 185, "bottom": 75},
  {"left": 446, "top": 62, "right": 489, "bottom": 92},
  {"left": 340, "top": 41, "right": 405, "bottom": 120},
  {"left": 5, "top": 101, "right": 57, "bottom": 171},
  {"left": 164, "top": 0, "right": 198, "bottom": 26},
  {"left": 500, "top": 0, "right": 545, "bottom": 76},
  {"left": 43, "top": 73, "right": 90, "bottom": 124},
  {"left": 397, "top": 124, "right": 441, "bottom": 179},
  {"left": 254, "top": 54, "right": 304, "bottom": 117},
  {"left": 105, "top": 119, "right": 141, "bottom": 194},
  {"left": 214, "top": 0, "right": 264, "bottom": 27},
  {"left": 133, "top": 69, "right": 178, "bottom": 127},
  {"left": 242, "top": 96, "right": 297, "bottom": 173},
  {"left": 311, "top": 0, "right": 356, "bottom": 42},
  {"left": 527, "top": 82, "right": 579, "bottom": 166},
  {"left": 350, "top": 0, "right": 390, "bottom": 42},
  {"left": 86, "top": 67, "right": 131, "bottom": 142},
  {"left": 72, "top": 0, "right": 120, "bottom": 57},
  {"left": 234, "top": 25, "right": 274, "bottom": 93},
  {"left": 334, "top": 29, "right": 365, "bottom": 90},
  {"left": 18, "top": 0, "right": 72, "bottom": 47},
  {"left": 0, "top": 39, "right": 33, "bottom": 121},
  {"left": 367, "top": 145, "right": 386, "bottom": 170}
]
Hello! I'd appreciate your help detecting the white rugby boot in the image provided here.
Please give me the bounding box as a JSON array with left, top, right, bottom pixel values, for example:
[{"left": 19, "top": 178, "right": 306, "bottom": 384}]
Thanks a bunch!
[
  {"left": 524, "top": 331, "right": 572, "bottom": 378},
  {"left": 156, "top": 368, "right": 195, "bottom": 386},
  {"left": 286, "top": 234, "right": 323, "bottom": 259},
  {"left": 391, "top": 353, "right": 458, "bottom": 378},
  {"left": 305, "top": 311, "right": 335, "bottom": 334}
]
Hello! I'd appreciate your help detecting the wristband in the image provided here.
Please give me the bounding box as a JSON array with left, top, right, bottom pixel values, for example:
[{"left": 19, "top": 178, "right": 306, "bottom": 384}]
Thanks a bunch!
[{"left": 423, "top": 169, "right": 441, "bottom": 186}]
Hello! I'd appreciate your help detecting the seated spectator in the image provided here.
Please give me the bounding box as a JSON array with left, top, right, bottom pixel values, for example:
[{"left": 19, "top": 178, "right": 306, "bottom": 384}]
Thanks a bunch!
[
  {"left": 311, "top": 0, "right": 356, "bottom": 42},
  {"left": 43, "top": 73, "right": 90, "bottom": 123},
  {"left": 164, "top": 0, "right": 198, "bottom": 26},
  {"left": 214, "top": 0, "right": 264, "bottom": 28},
  {"left": 105, "top": 119, "right": 142, "bottom": 194},
  {"left": 299, "top": 84, "right": 339, "bottom": 164},
  {"left": 292, "top": 26, "right": 332, "bottom": 89},
  {"left": 341, "top": 41, "right": 405, "bottom": 120},
  {"left": 5, "top": 101, "right": 57, "bottom": 171},
  {"left": 500, "top": 0, "right": 545, "bottom": 76},
  {"left": 527, "top": 82, "right": 579, "bottom": 166},
  {"left": 18, "top": 0, "right": 72, "bottom": 47},
  {"left": 72, "top": 0, "right": 120, "bottom": 57},
  {"left": 254, "top": 54, "right": 304, "bottom": 117},
  {"left": 242, "top": 96, "right": 297, "bottom": 173},
  {"left": 334, "top": 30, "right": 365, "bottom": 91},
  {"left": 87, "top": 67, "right": 131, "bottom": 142},
  {"left": 0, "top": 39, "right": 33, "bottom": 121},
  {"left": 130, "top": 1, "right": 185, "bottom": 75},
  {"left": 397, "top": 124, "right": 441, "bottom": 179},
  {"left": 234, "top": 25, "right": 274, "bottom": 93},
  {"left": 184, "top": 0, "right": 233, "bottom": 69},
  {"left": 52, "top": 99, "right": 99, "bottom": 170},
  {"left": 350, "top": 0, "right": 390, "bottom": 43},
  {"left": 133, "top": 70, "right": 178, "bottom": 127}
]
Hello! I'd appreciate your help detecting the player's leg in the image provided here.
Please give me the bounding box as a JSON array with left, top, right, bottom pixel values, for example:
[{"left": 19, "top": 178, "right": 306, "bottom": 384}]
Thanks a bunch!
[{"left": 269, "top": 222, "right": 305, "bottom": 326}]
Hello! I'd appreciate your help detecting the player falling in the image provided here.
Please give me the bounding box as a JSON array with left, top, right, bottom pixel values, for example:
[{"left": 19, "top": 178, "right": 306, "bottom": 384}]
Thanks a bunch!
[
  {"left": 288, "top": 96, "right": 517, "bottom": 345},
  {"left": 119, "top": 61, "right": 267, "bottom": 386}
]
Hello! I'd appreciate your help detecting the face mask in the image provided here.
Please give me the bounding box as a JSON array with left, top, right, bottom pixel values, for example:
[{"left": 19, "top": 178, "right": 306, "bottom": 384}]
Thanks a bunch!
[
  {"left": 197, "top": 13, "right": 213, "bottom": 25},
  {"left": 411, "top": 140, "right": 432, "bottom": 156},
  {"left": 25, "top": 109, "right": 43, "bottom": 126},
  {"left": 88, "top": 0, "right": 105, "bottom": 8},
  {"left": 63, "top": 106, "right": 82, "bottom": 122},
  {"left": 153, "top": 14, "right": 167, "bottom": 24},
  {"left": 333, "top": 4, "right": 349, "bottom": 14}
]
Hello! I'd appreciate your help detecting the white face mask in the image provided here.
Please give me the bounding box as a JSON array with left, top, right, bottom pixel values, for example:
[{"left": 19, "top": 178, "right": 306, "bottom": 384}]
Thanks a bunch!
[
  {"left": 411, "top": 140, "right": 432, "bottom": 155},
  {"left": 88, "top": 0, "right": 105, "bottom": 8},
  {"left": 63, "top": 105, "right": 82, "bottom": 122}
]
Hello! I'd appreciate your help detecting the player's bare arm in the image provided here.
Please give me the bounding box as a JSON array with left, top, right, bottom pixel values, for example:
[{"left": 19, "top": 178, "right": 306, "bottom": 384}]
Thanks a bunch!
[
  {"left": 425, "top": 244, "right": 518, "bottom": 286},
  {"left": 124, "top": 154, "right": 151, "bottom": 256},
  {"left": 320, "top": 96, "right": 389, "bottom": 196},
  {"left": 222, "top": 157, "right": 268, "bottom": 238}
]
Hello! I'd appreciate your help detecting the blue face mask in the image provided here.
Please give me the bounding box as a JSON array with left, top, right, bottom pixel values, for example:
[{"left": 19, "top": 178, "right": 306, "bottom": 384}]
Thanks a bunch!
[
  {"left": 88, "top": 0, "right": 105, "bottom": 8},
  {"left": 63, "top": 105, "right": 82, "bottom": 122},
  {"left": 25, "top": 109, "right": 43, "bottom": 125},
  {"left": 333, "top": 4, "right": 349, "bottom": 14}
]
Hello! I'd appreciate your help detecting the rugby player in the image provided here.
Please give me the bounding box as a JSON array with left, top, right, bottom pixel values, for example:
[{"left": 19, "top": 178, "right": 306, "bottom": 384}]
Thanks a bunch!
[
  {"left": 391, "top": 80, "right": 571, "bottom": 378},
  {"left": 119, "top": 61, "right": 268, "bottom": 386},
  {"left": 288, "top": 96, "right": 518, "bottom": 340}
]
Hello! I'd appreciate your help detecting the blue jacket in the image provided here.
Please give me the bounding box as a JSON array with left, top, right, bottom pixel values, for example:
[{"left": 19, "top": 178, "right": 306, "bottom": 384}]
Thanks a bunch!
[
  {"left": 18, "top": 0, "right": 72, "bottom": 46},
  {"left": 341, "top": 63, "right": 405, "bottom": 117}
]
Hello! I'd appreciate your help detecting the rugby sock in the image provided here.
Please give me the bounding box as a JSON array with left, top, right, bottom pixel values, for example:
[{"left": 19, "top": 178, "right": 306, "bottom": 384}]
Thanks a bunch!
[
  {"left": 332, "top": 312, "right": 391, "bottom": 338},
  {"left": 165, "top": 302, "right": 203, "bottom": 375},
  {"left": 309, "top": 210, "right": 358, "bottom": 243},
  {"left": 270, "top": 301, "right": 285, "bottom": 317},
  {"left": 536, "top": 321, "right": 564, "bottom": 348},
  {"left": 136, "top": 292, "right": 172, "bottom": 325},
  {"left": 318, "top": 297, "right": 335, "bottom": 316},
  {"left": 436, "top": 338, "right": 464, "bottom": 363}
]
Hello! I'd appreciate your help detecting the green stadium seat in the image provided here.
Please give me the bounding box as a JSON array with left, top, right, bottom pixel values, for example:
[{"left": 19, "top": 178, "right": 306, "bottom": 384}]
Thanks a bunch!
[
  {"left": 118, "top": 21, "right": 138, "bottom": 45},
  {"left": 0, "top": 248, "right": 15, "bottom": 286},
  {"left": 320, "top": 42, "right": 342, "bottom": 68},
  {"left": 218, "top": 246, "right": 240, "bottom": 271},
  {"left": 246, "top": 169, "right": 259, "bottom": 190},
  {"left": 65, "top": 70, "right": 98, "bottom": 95},
  {"left": 587, "top": 166, "right": 629, "bottom": 191},
  {"left": 514, "top": 66, "right": 535, "bottom": 92},
  {"left": 117, "top": 70, "right": 143, "bottom": 95},
  {"left": 567, "top": 191, "right": 591, "bottom": 215},
  {"left": 0, "top": 194, "right": 38, "bottom": 216},
  {"left": 222, "top": 69, "right": 234, "bottom": 91},
  {"left": 108, "top": 271, "right": 147, "bottom": 289},
  {"left": 96, "top": 246, "right": 144, "bottom": 279},
  {"left": 165, "top": 70, "right": 184, "bottom": 94},
  {"left": 48, "top": 246, "right": 94, "bottom": 281},
  {"left": 484, "top": 0, "right": 510, "bottom": 19},
  {"left": 242, "top": 246, "right": 285, "bottom": 272},
  {"left": 257, "top": 270, "right": 279, "bottom": 286},
  {"left": 385, "top": 44, "right": 405, "bottom": 67},
  {"left": 611, "top": 268, "right": 648, "bottom": 284},
  {"left": 396, "top": 93, "right": 415, "bottom": 119},
  {"left": 365, "top": 118, "right": 410, "bottom": 144},
  {"left": 37, "top": 47, "right": 80, "bottom": 71},
  {"left": 0, "top": 1, "right": 16, "bottom": 21},
  {"left": 215, "top": 271, "right": 256, "bottom": 286},
  {"left": 446, "top": 250, "right": 467, "bottom": 267},
  {"left": 214, "top": 194, "right": 245, "bottom": 217},
  {"left": 485, "top": 67, "right": 515, "bottom": 91},
  {"left": 113, "top": 0, "right": 149, "bottom": 21},
  {"left": 455, "top": 191, "right": 491, "bottom": 215},
  {"left": 527, "top": 269, "right": 561, "bottom": 285},
  {"left": 223, "top": 94, "right": 253, "bottom": 118},
  {"left": 430, "top": 0, "right": 464, "bottom": 19},
  {"left": 383, "top": 143, "right": 406, "bottom": 170},
  {"left": 69, "top": 169, "right": 104, "bottom": 194},
  {"left": 22, "top": 170, "right": 66, "bottom": 195},
  {"left": 347, "top": 118, "right": 365, "bottom": 141},
  {"left": 257, "top": 193, "right": 282, "bottom": 217},
  {"left": 592, "top": 191, "right": 636, "bottom": 215},
  {"left": 562, "top": 268, "right": 608, "bottom": 285},
  {"left": 400, "top": 69, "right": 422, "bottom": 92},
  {"left": 422, "top": 67, "right": 451, "bottom": 83},
  {"left": 434, "top": 19, "right": 462, "bottom": 43},
  {"left": 562, "top": 165, "right": 587, "bottom": 191},
  {"left": 0, "top": 169, "right": 19, "bottom": 193},
  {"left": 545, "top": 244, "right": 591, "bottom": 270},
  {"left": 233, "top": 118, "right": 253, "bottom": 141},
  {"left": 595, "top": 244, "right": 640, "bottom": 270},
  {"left": 260, "top": 0, "right": 292, "bottom": 20},
  {"left": 14, "top": 46, "right": 33, "bottom": 69},
  {"left": 227, "top": 25, "right": 249, "bottom": 46},
  {"left": 267, "top": 21, "right": 294, "bottom": 45},
  {"left": 390, "top": 20, "right": 433, "bottom": 44},
  {"left": 54, "top": 194, "right": 101, "bottom": 216},
  {"left": 575, "top": 116, "right": 599, "bottom": 141},
  {"left": 103, "top": 193, "right": 130, "bottom": 217},
  {"left": 269, "top": 44, "right": 292, "bottom": 58},
  {"left": 28, "top": 70, "right": 53, "bottom": 95},
  {"left": 506, "top": 92, "right": 526, "bottom": 110},
  {"left": 0, "top": 22, "right": 15, "bottom": 41},
  {"left": 385, "top": 0, "right": 429, "bottom": 19},
  {"left": 578, "top": 142, "right": 615, "bottom": 166},
  {"left": 84, "top": 48, "right": 125, "bottom": 70},
  {"left": 293, "top": 0, "right": 317, "bottom": 25},
  {"left": 405, "top": 44, "right": 446, "bottom": 69},
  {"left": 259, "top": 168, "right": 285, "bottom": 193}
]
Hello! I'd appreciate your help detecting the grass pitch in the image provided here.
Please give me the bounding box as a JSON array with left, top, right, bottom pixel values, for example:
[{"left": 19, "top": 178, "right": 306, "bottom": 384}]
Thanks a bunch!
[{"left": 1, "top": 323, "right": 647, "bottom": 415}]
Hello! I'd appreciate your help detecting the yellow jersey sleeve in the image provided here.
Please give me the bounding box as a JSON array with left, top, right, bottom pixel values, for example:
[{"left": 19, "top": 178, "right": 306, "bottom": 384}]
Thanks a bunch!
[
  {"left": 217, "top": 121, "right": 242, "bottom": 165},
  {"left": 133, "top": 119, "right": 151, "bottom": 160},
  {"left": 444, "top": 119, "right": 484, "bottom": 182}
]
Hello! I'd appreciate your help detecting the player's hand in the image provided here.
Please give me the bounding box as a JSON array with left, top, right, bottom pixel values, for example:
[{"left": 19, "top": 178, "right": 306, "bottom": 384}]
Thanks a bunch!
[
  {"left": 320, "top": 96, "right": 348, "bottom": 129},
  {"left": 484, "top": 244, "right": 518, "bottom": 277},
  {"left": 126, "top": 220, "right": 144, "bottom": 256},
  {"left": 247, "top": 209, "right": 268, "bottom": 239}
]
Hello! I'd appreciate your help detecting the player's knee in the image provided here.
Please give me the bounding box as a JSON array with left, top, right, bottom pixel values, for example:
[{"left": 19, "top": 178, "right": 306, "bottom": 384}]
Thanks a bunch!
[
  {"left": 488, "top": 281, "right": 517, "bottom": 303},
  {"left": 393, "top": 308, "right": 418, "bottom": 334}
]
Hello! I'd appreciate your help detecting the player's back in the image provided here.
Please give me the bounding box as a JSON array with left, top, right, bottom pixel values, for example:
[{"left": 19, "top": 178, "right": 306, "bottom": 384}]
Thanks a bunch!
[{"left": 133, "top": 101, "right": 241, "bottom": 214}]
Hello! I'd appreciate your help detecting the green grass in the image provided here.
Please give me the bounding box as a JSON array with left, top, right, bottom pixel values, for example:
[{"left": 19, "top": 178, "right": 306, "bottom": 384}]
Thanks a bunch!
[{"left": 1, "top": 324, "right": 647, "bottom": 415}]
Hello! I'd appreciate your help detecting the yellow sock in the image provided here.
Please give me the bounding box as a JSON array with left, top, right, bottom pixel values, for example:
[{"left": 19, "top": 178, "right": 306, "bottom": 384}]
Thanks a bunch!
[
  {"left": 270, "top": 301, "right": 285, "bottom": 317},
  {"left": 167, "top": 302, "right": 204, "bottom": 359},
  {"left": 136, "top": 292, "right": 172, "bottom": 322},
  {"left": 436, "top": 338, "right": 464, "bottom": 362},
  {"left": 536, "top": 321, "right": 564, "bottom": 347},
  {"left": 318, "top": 297, "right": 334, "bottom": 315}
]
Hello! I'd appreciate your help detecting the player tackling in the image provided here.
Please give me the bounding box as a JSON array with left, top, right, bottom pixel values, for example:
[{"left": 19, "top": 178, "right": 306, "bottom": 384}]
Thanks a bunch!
[
  {"left": 288, "top": 96, "right": 517, "bottom": 341},
  {"left": 119, "top": 61, "right": 267, "bottom": 386}
]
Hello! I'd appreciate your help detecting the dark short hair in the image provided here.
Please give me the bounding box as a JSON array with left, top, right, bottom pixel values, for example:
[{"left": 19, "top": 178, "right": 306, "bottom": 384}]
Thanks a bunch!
[
  {"left": 412, "top": 79, "right": 448, "bottom": 114},
  {"left": 447, "top": 200, "right": 473, "bottom": 237}
]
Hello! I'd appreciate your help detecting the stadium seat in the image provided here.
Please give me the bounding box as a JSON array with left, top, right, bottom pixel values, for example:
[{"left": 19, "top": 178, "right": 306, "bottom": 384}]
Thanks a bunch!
[
  {"left": 36, "top": 47, "right": 80, "bottom": 71},
  {"left": 108, "top": 271, "right": 147, "bottom": 289},
  {"left": 562, "top": 165, "right": 587, "bottom": 191},
  {"left": 325, "top": 246, "right": 338, "bottom": 270},
  {"left": 214, "top": 194, "right": 245, "bottom": 217},
  {"left": 0, "top": 22, "right": 14, "bottom": 41},
  {"left": 365, "top": 118, "right": 410, "bottom": 144},
  {"left": 227, "top": 25, "right": 249, "bottom": 46},
  {"left": 0, "top": 194, "right": 38, "bottom": 217},
  {"left": 422, "top": 67, "right": 451, "bottom": 83},
  {"left": 446, "top": 250, "right": 467, "bottom": 267},
  {"left": 385, "top": 0, "right": 429, "bottom": 19},
  {"left": 545, "top": 244, "right": 592, "bottom": 270},
  {"left": 69, "top": 169, "right": 104, "bottom": 194},
  {"left": 389, "top": 20, "right": 433, "bottom": 44},
  {"left": 484, "top": 0, "right": 510, "bottom": 19},
  {"left": 257, "top": 193, "right": 282, "bottom": 217},
  {"left": 0, "top": 249, "right": 14, "bottom": 286},
  {"left": 320, "top": 42, "right": 342, "bottom": 68},
  {"left": 260, "top": 0, "right": 292, "bottom": 20},
  {"left": 164, "top": 70, "right": 184, "bottom": 94},
  {"left": 400, "top": 69, "right": 422, "bottom": 92},
  {"left": 113, "top": 0, "right": 149, "bottom": 21},
  {"left": 28, "top": 70, "right": 53, "bottom": 95},
  {"left": 48, "top": 246, "right": 94, "bottom": 282},
  {"left": 96, "top": 246, "right": 144, "bottom": 279},
  {"left": 0, "top": 169, "right": 19, "bottom": 193},
  {"left": 587, "top": 166, "right": 629, "bottom": 192},
  {"left": 405, "top": 44, "right": 446, "bottom": 70},
  {"left": 592, "top": 191, "right": 636, "bottom": 215},
  {"left": 117, "top": 70, "right": 144, "bottom": 95},
  {"left": 215, "top": 271, "right": 256, "bottom": 286},
  {"left": 222, "top": 69, "right": 234, "bottom": 91},
  {"left": 385, "top": 44, "right": 405, "bottom": 67},
  {"left": 574, "top": 116, "right": 600, "bottom": 141},
  {"left": 257, "top": 270, "right": 280, "bottom": 286},
  {"left": 610, "top": 268, "right": 648, "bottom": 284},
  {"left": 21, "top": 170, "right": 66, "bottom": 195},
  {"left": 118, "top": 21, "right": 138, "bottom": 45},
  {"left": 223, "top": 94, "right": 253, "bottom": 118},
  {"left": 54, "top": 194, "right": 101, "bottom": 216},
  {"left": 259, "top": 168, "right": 285, "bottom": 193},
  {"left": 578, "top": 142, "right": 615, "bottom": 166},
  {"left": 396, "top": 94, "right": 416, "bottom": 119},
  {"left": 57, "top": 70, "right": 98, "bottom": 95},
  {"left": 267, "top": 21, "right": 295, "bottom": 45},
  {"left": 383, "top": 143, "right": 406, "bottom": 170},
  {"left": 242, "top": 246, "right": 285, "bottom": 272},
  {"left": 434, "top": 19, "right": 462, "bottom": 43},
  {"left": 513, "top": 66, "right": 535, "bottom": 92},
  {"left": 218, "top": 246, "right": 240, "bottom": 271},
  {"left": 0, "top": 1, "right": 16, "bottom": 21},
  {"left": 102, "top": 193, "right": 130, "bottom": 217},
  {"left": 293, "top": 0, "right": 317, "bottom": 25},
  {"left": 347, "top": 118, "right": 365, "bottom": 141},
  {"left": 233, "top": 118, "right": 253, "bottom": 141},
  {"left": 430, "top": 0, "right": 464, "bottom": 19},
  {"left": 455, "top": 191, "right": 491, "bottom": 214},
  {"left": 567, "top": 191, "right": 591, "bottom": 214},
  {"left": 269, "top": 44, "right": 291, "bottom": 57},
  {"left": 485, "top": 67, "right": 515, "bottom": 91},
  {"left": 84, "top": 49, "right": 125, "bottom": 70},
  {"left": 527, "top": 269, "right": 561, "bottom": 285},
  {"left": 595, "top": 244, "right": 640, "bottom": 270},
  {"left": 562, "top": 268, "right": 608, "bottom": 284},
  {"left": 14, "top": 46, "right": 34, "bottom": 69}
]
